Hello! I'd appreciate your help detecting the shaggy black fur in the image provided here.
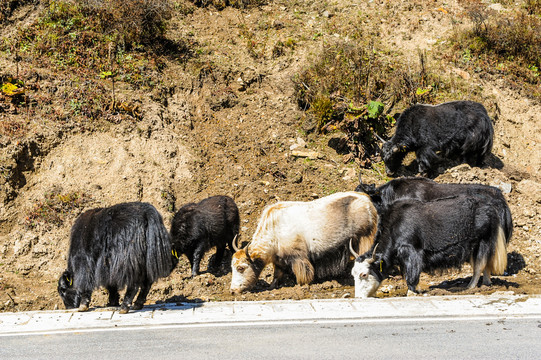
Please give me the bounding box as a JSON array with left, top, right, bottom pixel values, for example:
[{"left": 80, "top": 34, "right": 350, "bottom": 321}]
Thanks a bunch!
[
  {"left": 355, "top": 177, "right": 513, "bottom": 244},
  {"left": 58, "top": 202, "right": 175, "bottom": 313},
  {"left": 355, "top": 195, "right": 504, "bottom": 292},
  {"left": 382, "top": 101, "right": 494, "bottom": 175},
  {"left": 170, "top": 195, "right": 240, "bottom": 277}
]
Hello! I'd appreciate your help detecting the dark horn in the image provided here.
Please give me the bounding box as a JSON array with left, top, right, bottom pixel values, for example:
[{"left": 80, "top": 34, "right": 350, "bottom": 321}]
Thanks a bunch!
[
  {"left": 349, "top": 238, "right": 359, "bottom": 258},
  {"left": 244, "top": 243, "right": 252, "bottom": 263}
]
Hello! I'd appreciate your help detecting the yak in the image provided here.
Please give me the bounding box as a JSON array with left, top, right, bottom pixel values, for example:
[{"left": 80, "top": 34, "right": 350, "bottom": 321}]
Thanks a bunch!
[
  {"left": 230, "top": 192, "right": 378, "bottom": 294},
  {"left": 355, "top": 176, "right": 513, "bottom": 244},
  {"left": 170, "top": 195, "right": 240, "bottom": 277},
  {"left": 350, "top": 195, "right": 508, "bottom": 298},
  {"left": 58, "top": 202, "right": 175, "bottom": 314},
  {"left": 381, "top": 101, "right": 494, "bottom": 176}
]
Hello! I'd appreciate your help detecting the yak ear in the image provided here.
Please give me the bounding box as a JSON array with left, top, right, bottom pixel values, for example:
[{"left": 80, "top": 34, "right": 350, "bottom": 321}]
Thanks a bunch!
[{"left": 60, "top": 270, "right": 73, "bottom": 288}]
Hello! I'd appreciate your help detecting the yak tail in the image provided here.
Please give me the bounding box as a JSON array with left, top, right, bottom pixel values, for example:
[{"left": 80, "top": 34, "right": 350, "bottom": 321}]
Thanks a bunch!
[
  {"left": 292, "top": 258, "right": 315, "bottom": 285},
  {"left": 145, "top": 210, "right": 174, "bottom": 281},
  {"left": 486, "top": 226, "right": 507, "bottom": 275}
]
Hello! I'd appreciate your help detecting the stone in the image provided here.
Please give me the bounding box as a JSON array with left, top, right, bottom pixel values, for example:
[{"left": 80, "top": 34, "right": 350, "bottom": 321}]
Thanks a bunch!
[{"left": 291, "top": 150, "right": 322, "bottom": 159}]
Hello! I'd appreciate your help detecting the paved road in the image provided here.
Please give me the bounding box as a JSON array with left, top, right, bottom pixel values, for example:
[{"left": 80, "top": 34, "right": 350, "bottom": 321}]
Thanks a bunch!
[{"left": 1, "top": 294, "right": 541, "bottom": 359}]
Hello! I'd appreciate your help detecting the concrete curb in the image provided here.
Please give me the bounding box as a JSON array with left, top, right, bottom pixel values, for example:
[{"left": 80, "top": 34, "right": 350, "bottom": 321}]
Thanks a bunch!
[{"left": 1, "top": 293, "right": 540, "bottom": 336}]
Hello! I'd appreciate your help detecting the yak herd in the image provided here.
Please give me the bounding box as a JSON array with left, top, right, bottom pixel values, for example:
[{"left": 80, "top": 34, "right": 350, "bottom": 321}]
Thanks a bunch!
[{"left": 58, "top": 100, "right": 514, "bottom": 312}]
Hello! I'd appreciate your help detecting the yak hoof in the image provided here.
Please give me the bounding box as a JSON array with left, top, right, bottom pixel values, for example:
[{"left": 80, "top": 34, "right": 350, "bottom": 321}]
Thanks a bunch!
[
  {"left": 406, "top": 289, "right": 419, "bottom": 297},
  {"left": 78, "top": 304, "right": 89, "bottom": 312},
  {"left": 119, "top": 306, "right": 130, "bottom": 314},
  {"left": 132, "top": 303, "right": 144, "bottom": 311}
]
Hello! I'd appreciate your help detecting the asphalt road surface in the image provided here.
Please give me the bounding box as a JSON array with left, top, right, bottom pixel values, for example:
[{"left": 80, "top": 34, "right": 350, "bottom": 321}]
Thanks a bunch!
[{"left": 3, "top": 316, "right": 541, "bottom": 360}]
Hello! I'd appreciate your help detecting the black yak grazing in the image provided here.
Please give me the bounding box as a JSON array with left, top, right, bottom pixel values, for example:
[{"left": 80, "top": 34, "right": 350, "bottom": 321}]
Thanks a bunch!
[
  {"left": 355, "top": 176, "right": 513, "bottom": 244},
  {"left": 58, "top": 202, "right": 175, "bottom": 314},
  {"left": 170, "top": 195, "right": 240, "bottom": 277},
  {"left": 351, "top": 195, "right": 508, "bottom": 298},
  {"left": 382, "top": 100, "right": 494, "bottom": 175}
]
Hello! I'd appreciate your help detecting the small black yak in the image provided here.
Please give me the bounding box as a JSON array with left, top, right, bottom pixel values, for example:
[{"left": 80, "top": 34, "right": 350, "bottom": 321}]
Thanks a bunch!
[
  {"left": 58, "top": 202, "right": 175, "bottom": 313},
  {"left": 170, "top": 195, "right": 240, "bottom": 277},
  {"left": 382, "top": 101, "right": 494, "bottom": 175},
  {"left": 351, "top": 195, "right": 507, "bottom": 298},
  {"left": 355, "top": 176, "right": 513, "bottom": 244}
]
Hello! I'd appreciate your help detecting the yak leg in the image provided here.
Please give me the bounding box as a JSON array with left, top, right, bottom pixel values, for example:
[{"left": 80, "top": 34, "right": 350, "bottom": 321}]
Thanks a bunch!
[
  {"left": 398, "top": 245, "right": 423, "bottom": 294},
  {"left": 132, "top": 281, "right": 151, "bottom": 311},
  {"left": 78, "top": 290, "right": 92, "bottom": 312},
  {"left": 209, "top": 244, "right": 226, "bottom": 272},
  {"left": 191, "top": 244, "right": 206, "bottom": 277},
  {"left": 467, "top": 257, "right": 487, "bottom": 289},
  {"left": 291, "top": 258, "right": 315, "bottom": 285},
  {"left": 482, "top": 268, "right": 492, "bottom": 286},
  {"left": 416, "top": 147, "right": 439, "bottom": 175},
  {"left": 270, "top": 265, "right": 286, "bottom": 289},
  {"left": 106, "top": 286, "right": 120, "bottom": 307},
  {"left": 119, "top": 286, "right": 140, "bottom": 314}
]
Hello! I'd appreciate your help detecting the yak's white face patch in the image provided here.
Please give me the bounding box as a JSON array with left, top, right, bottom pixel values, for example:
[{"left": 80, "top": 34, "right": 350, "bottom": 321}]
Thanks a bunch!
[
  {"left": 351, "top": 260, "right": 380, "bottom": 298},
  {"left": 230, "top": 253, "right": 257, "bottom": 295}
]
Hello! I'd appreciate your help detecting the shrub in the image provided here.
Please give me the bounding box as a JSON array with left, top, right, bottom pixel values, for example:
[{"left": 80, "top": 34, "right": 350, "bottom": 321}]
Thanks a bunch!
[
  {"left": 451, "top": 2, "right": 540, "bottom": 91},
  {"left": 25, "top": 189, "right": 91, "bottom": 228},
  {"left": 293, "top": 40, "right": 448, "bottom": 166},
  {"left": 73, "top": 0, "right": 174, "bottom": 46}
]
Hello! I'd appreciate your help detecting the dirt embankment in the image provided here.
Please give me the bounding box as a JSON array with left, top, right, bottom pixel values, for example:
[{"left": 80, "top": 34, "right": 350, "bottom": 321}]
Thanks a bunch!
[{"left": 0, "top": 0, "right": 540, "bottom": 312}]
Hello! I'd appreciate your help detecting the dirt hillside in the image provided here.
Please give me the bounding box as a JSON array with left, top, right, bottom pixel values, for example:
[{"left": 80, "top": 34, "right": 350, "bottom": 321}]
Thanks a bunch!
[{"left": 0, "top": 0, "right": 539, "bottom": 312}]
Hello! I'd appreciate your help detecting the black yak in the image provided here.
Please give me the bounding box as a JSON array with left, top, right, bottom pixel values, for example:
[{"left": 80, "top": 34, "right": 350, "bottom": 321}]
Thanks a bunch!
[
  {"left": 170, "top": 195, "right": 240, "bottom": 277},
  {"left": 382, "top": 101, "right": 494, "bottom": 175},
  {"left": 355, "top": 176, "right": 513, "bottom": 244},
  {"left": 58, "top": 202, "right": 175, "bottom": 313},
  {"left": 350, "top": 195, "right": 507, "bottom": 298},
  {"left": 230, "top": 192, "right": 378, "bottom": 294}
]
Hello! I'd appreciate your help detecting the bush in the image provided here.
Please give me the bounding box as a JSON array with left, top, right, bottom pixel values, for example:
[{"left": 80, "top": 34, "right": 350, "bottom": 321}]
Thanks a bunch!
[
  {"left": 51, "top": 0, "right": 174, "bottom": 47},
  {"left": 293, "top": 39, "right": 447, "bottom": 166},
  {"left": 25, "top": 189, "right": 91, "bottom": 229},
  {"left": 452, "top": 2, "right": 540, "bottom": 90}
]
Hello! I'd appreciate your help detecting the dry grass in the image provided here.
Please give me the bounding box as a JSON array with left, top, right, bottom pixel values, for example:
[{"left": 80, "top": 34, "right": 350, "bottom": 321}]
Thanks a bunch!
[{"left": 451, "top": 1, "right": 540, "bottom": 97}]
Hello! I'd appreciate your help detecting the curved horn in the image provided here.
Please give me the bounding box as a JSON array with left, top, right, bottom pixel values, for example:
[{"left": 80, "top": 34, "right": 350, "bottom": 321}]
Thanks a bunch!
[
  {"left": 374, "top": 133, "right": 385, "bottom": 143},
  {"left": 367, "top": 243, "right": 379, "bottom": 264},
  {"left": 232, "top": 234, "right": 240, "bottom": 252},
  {"left": 349, "top": 238, "right": 359, "bottom": 258}
]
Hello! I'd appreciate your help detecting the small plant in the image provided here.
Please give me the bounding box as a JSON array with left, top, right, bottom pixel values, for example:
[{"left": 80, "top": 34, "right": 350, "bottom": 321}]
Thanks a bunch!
[{"left": 25, "top": 190, "right": 91, "bottom": 229}]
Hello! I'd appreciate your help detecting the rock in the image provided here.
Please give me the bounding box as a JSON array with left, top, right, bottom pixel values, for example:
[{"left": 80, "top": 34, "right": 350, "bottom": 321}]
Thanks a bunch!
[
  {"left": 453, "top": 68, "right": 471, "bottom": 80},
  {"left": 516, "top": 180, "right": 541, "bottom": 203},
  {"left": 291, "top": 150, "right": 322, "bottom": 160},
  {"left": 290, "top": 173, "right": 303, "bottom": 184},
  {"left": 490, "top": 180, "right": 512, "bottom": 194},
  {"left": 341, "top": 168, "right": 356, "bottom": 181},
  {"left": 487, "top": 3, "right": 504, "bottom": 11},
  {"left": 13, "top": 234, "right": 36, "bottom": 257}
]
